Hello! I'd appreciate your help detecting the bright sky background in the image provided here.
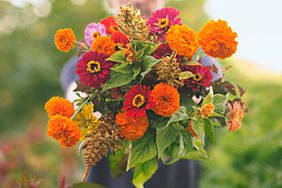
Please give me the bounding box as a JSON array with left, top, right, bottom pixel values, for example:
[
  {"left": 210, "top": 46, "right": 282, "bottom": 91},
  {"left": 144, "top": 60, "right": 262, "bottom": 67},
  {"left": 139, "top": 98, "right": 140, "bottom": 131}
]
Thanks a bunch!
[{"left": 205, "top": 0, "right": 282, "bottom": 73}]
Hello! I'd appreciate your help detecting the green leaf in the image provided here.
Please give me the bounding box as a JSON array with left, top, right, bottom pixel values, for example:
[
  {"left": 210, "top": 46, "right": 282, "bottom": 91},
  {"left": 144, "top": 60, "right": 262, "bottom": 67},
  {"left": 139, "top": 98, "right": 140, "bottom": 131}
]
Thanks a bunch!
[
  {"left": 133, "top": 65, "right": 141, "bottom": 78},
  {"left": 166, "top": 106, "right": 189, "bottom": 126},
  {"left": 182, "top": 61, "right": 202, "bottom": 66},
  {"left": 191, "top": 119, "right": 205, "bottom": 142},
  {"left": 132, "top": 159, "right": 158, "bottom": 188},
  {"left": 210, "top": 112, "right": 224, "bottom": 117},
  {"left": 131, "top": 40, "right": 159, "bottom": 56},
  {"left": 107, "top": 51, "right": 127, "bottom": 63},
  {"left": 204, "top": 118, "right": 215, "bottom": 144},
  {"left": 108, "top": 150, "right": 126, "bottom": 177},
  {"left": 140, "top": 56, "right": 160, "bottom": 77},
  {"left": 73, "top": 182, "right": 105, "bottom": 188},
  {"left": 156, "top": 125, "right": 178, "bottom": 158},
  {"left": 127, "top": 133, "right": 157, "bottom": 170},
  {"left": 185, "top": 138, "right": 211, "bottom": 160},
  {"left": 213, "top": 94, "right": 228, "bottom": 113},
  {"left": 179, "top": 71, "right": 195, "bottom": 80},
  {"left": 202, "top": 88, "right": 214, "bottom": 106},
  {"left": 111, "top": 63, "right": 132, "bottom": 73},
  {"left": 102, "top": 70, "right": 134, "bottom": 92}
]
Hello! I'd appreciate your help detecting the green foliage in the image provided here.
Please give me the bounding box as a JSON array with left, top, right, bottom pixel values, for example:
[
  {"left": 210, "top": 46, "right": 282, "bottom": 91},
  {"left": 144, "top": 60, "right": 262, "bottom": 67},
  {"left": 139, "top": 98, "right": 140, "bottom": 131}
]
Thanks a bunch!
[
  {"left": 132, "top": 159, "right": 158, "bottom": 188},
  {"left": 127, "top": 133, "right": 157, "bottom": 171},
  {"left": 179, "top": 71, "right": 195, "bottom": 80},
  {"left": 213, "top": 94, "right": 228, "bottom": 113},
  {"left": 156, "top": 125, "right": 178, "bottom": 158},
  {"left": 202, "top": 88, "right": 214, "bottom": 106},
  {"left": 204, "top": 118, "right": 215, "bottom": 144},
  {"left": 72, "top": 183, "right": 105, "bottom": 188},
  {"left": 108, "top": 150, "right": 127, "bottom": 177},
  {"left": 166, "top": 106, "right": 189, "bottom": 126},
  {"left": 140, "top": 56, "right": 160, "bottom": 77},
  {"left": 106, "top": 51, "right": 127, "bottom": 64}
]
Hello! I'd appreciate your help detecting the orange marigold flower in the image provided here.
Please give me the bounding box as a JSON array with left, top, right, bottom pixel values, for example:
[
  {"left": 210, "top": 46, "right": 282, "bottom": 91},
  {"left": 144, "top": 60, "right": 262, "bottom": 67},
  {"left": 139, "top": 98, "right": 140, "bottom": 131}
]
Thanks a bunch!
[
  {"left": 54, "top": 28, "right": 76, "bottom": 53},
  {"left": 201, "top": 103, "right": 214, "bottom": 118},
  {"left": 227, "top": 100, "right": 245, "bottom": 131},
  {"left": 115, "top": 111, "right": 148, "bottom": 141},
  {"left": 151, "top": 83, "right": 180, "bottom": 117},
  {"left": 44, "top": 96, "right": 75, "bottom": 118},
  {"left": 91, "top": 36, "right": 115, "bottom": 56},
  {"left": 166, "top": 24, "right": 199, "bottom": 58},
  {"left": 198, "top": 19, "right": 238, "bottom": 59},
  {"left": 47, "top": 115, "right": 80, "bottom": 147}
]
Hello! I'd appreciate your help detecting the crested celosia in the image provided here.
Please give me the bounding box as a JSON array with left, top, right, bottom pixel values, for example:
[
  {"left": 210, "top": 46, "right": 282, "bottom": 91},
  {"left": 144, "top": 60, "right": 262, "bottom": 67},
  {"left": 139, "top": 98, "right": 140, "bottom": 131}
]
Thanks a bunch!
[
  {"left": 54, "top": 28, "right": 76, "bottom": 53},
  {"left": 44, "top": 96, "right": 75, "bottom": 118},
  {"left": 115, "top": 111, "right": 148, "bottom": 140},
  {"left": 166, "top": 24, "right": 199, "bottom": 58},
  {"left": 91, "top": 36, "right": 115, "bottom": 56},
  {"left": 48, "top": 115, "right": 80, "bottom": 147},
  {"left": 151, "top": 83, "right": 180, "bottom": 117},
  {"left": 198, "top": 19, "right": 238, "bottom": 59}
]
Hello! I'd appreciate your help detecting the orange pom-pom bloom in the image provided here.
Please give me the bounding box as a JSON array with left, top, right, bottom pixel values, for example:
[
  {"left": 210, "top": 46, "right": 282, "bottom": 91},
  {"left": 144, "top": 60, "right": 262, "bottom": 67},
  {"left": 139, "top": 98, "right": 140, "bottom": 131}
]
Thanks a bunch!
[
  {"left": 47, "top": 115, "right": 80, "bottom": 147},
  {"left": 166, "top": 24, "right": 199, "bottom": 58},
  {"left": 54, "top": 28, "right": 76, "bottom": 53},
  {"left": 201, "top": 103, "right": 214, "bottom": 118},
  {"left": 198, "top": 19, "right": 238, "bottom": 59},
  {"left": 91, "top": 36, "right": 115, "bottom": 56},
  {"left": 44, "top": 96, "right": 75, "bottom": 118},
  {"left": 151, "top": 83, "right": 180, "bottom": 117},
  {"left": 115, "top": 111, "right": 148, "bottom": 141}
]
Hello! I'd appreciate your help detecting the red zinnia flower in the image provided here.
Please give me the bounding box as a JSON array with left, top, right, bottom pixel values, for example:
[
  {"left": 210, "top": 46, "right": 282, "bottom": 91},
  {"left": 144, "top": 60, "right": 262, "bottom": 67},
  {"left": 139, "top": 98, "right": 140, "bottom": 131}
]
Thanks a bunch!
[
  {"left": 111, "top": 31, "right": 129, "bottom": 49},
  {"left": 153, "top": 42, "right": 183, "bottom": 61},
  {"left": 76, "top": 51, "right": 113, "bottom": 88},
  {"left": 123, "top": 85, "right": 155, "bottom": 118},
  {"left": 100, "top": 16, "right": 119, "bottom": 35},
  {"left": 180, "top": 65, "right": 212, "bottom": 89}
]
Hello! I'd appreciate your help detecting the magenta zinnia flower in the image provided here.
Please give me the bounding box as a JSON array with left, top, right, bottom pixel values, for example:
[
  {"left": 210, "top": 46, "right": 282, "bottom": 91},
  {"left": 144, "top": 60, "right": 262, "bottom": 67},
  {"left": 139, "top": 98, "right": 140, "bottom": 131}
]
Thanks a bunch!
[
  {"left": 84, "top": 23, "right": 106, "bottom": 46},
  {"left": 123, "top": 85, "right": 155, "bottom": 118},
  {"left": 76, "top": 51, "right": 113, "bottom": 88},
  {"left": 180, "top": 65, "right": 212, "bottom": 89},
  {"left": 147, "top": 8, "right": 182, "bottom": 39}
]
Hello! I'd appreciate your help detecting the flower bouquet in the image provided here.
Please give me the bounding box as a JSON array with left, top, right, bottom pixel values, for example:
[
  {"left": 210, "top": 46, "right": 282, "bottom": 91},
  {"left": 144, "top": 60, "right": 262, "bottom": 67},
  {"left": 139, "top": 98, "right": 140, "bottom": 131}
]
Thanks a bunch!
[{"left": 45, "top": 3, "right": 246, "bottom": 187}]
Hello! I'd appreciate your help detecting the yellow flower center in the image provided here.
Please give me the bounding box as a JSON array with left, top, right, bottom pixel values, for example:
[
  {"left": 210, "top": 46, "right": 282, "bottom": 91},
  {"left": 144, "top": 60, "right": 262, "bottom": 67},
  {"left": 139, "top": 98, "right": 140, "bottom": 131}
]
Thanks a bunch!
[
  {"left": 110, "top": 26, "right": 119, "bottom": 32},
  {"left": 92, "top": 31, "right": 100, "bottom": 39},
  {"left": 158, "top": 18, "right": 169, "bottom": 29},
  {"left": 87, "top": 61, "right": 101, "bottom": 73},
  {"left": 193, "top": 73, "right": 202, "bottom": 81},
  {"left": 132, "top": 94, "right": 145, "bottom": 108}
]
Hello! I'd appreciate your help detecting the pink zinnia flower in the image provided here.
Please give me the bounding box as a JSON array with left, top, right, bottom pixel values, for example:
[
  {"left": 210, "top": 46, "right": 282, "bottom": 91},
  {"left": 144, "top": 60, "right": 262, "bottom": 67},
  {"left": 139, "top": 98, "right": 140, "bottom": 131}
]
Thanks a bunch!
[
  {"left": 180, "top": 65, "right": 212, "bottom": 90},
  {"left": 84, "top": 23, "right": 106, "bottom": 46},
  {"left": 123, "top": 85, "right": 155, "bottom": 118},
  {"left": 147, "top": 8, "right": 182, "bottom": 39},
  {"left": 76, "top": 51, "right": 113, "bottom": 89}
]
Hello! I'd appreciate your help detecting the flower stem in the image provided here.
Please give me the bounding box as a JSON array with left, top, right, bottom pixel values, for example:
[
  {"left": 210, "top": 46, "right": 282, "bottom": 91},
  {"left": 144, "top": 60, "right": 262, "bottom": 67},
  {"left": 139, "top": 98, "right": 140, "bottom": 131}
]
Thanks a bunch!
[{"left": 71, "top": 91, "right": 96, "bottom": 120}]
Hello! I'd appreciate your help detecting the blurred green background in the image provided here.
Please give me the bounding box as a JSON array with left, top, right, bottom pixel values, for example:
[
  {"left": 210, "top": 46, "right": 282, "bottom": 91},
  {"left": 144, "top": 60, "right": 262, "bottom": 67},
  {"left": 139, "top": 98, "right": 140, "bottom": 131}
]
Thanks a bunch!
[{"left": 0, "top": 0, "right": 281, "bottom": 187}]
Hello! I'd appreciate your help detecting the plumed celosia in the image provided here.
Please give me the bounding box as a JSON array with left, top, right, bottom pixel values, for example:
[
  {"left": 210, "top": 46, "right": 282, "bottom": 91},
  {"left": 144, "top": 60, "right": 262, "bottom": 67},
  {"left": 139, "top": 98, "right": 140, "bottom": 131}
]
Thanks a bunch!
[
  {"left": 123, "top": 84, "right": 155, "bottom": 118},
  {"left": 91, "top": 36, "right": 116, "bottom": 56},
  {"left": 115, "top": 111, "right": 148, "bottom": 140},
  {"left": 44, "top": 96, "right": 74, "bottom": 118},
  {"left": 74, "top": 103, "right": 100, "bottom": 139},
  {"left": 48, "top": 115, "right": 80, "bottom": 147},
  {"left": 54, "top": 28, "right": 76, "bottom": 53},
  {"left": 166, "top": 24, "right": 199, "bottom": 58},
  {"left": 76, "top": 51, "right": 113, "bottom": 88},
  {"left": 227, "top": 100, "right": 245, "bottom": 131},
  {"left": 151, "top": 83, "right": 180, "bottom": 117},
  {"left": 100, "top": 16, "right": 119, "bottom": 34},
  {"left": 84, "top": 22, "right": 106, "bottom": 46},
  {"left": 198, "top": 19, "right": 238, "bottom": 59},
  {"left": 147, "top": 8, "right": 182, "bottom": 39},
  {"left": 180, "top": 65, "right": 212, "bottom": 89}
]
